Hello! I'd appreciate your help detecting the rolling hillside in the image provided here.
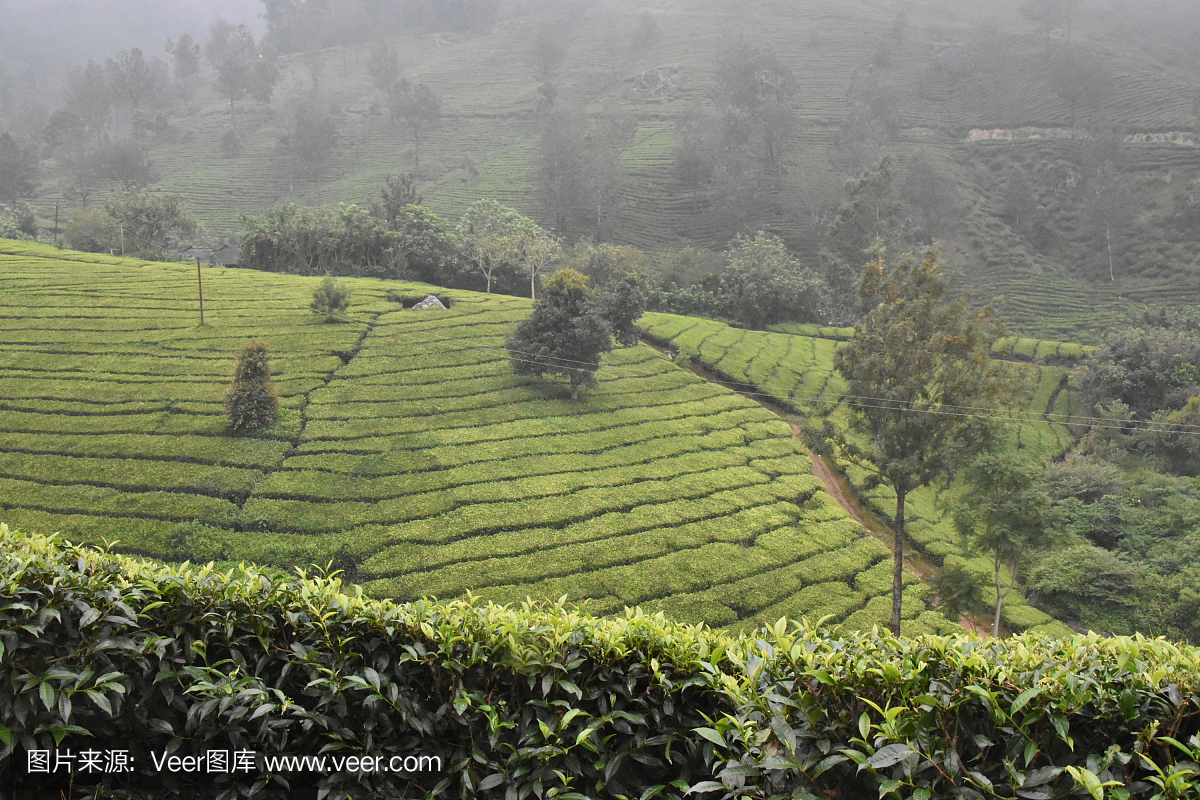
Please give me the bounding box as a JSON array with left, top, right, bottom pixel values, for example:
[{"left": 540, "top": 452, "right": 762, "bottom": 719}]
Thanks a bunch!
[
  {"left": 0, "top": 238, "right": 1016, "bottom": 635},
  {"left": 22, "top": 0, "right": 1200, "bottom": 341},
  {"left": 638, "top": 310, "right": 1083, "bottom": 635}
]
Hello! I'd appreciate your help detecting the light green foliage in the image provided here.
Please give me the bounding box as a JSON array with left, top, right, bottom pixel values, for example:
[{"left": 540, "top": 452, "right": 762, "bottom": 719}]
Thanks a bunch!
[
  {"left": 0, "top": 241, "right": 902, "bottom": 631},
  {"left": 311, "top": 273, "right": 351, "bottom": 320}
]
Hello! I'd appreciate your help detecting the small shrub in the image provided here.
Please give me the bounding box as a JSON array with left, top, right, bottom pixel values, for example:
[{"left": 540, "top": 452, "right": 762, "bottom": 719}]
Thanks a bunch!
[
  {"left": 63, "top": 208, "right": 119, "bottom": 253},
  {"left": 225, "top": 339, "right": 278, "bottom": 434},
  {"left": 219, "top": 128, "right": 241, "bottom": 158},
  {"left": 311, "top": 273, "right": 352, "bottom": 320}
]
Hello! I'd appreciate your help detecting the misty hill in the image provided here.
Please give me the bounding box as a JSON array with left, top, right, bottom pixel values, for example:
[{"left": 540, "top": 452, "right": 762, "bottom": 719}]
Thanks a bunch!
[{"left": 13, "top": 0, "right": 1200, "bottom": 340}]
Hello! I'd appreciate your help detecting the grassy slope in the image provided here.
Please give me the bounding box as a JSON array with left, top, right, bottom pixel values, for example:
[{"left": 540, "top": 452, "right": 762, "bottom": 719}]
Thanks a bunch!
[
  {"left": 26, "top": 0, "right": 1200, "bottom": 342},
  {"left": 0, "top": 239, "right": 967, "bottom": 636},
  {"left": 639, "top": 310, "right": 1081, "bottom": 636}
]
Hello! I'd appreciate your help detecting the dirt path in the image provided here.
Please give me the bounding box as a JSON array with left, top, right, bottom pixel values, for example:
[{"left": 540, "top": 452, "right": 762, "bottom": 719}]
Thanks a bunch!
[{"left": 643, "top": 339, "right": 998, "bottom": 634}]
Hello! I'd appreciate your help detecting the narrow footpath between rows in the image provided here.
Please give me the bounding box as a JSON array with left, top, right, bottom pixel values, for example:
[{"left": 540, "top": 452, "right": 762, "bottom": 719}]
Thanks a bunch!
[{"left": 643, "top": 340, "right": 994, "bottom": 636}]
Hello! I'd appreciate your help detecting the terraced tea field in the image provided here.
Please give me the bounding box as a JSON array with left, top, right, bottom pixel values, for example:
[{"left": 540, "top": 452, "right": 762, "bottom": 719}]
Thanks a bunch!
[
  {"left": 639, "top": 311, "right": 1081, "bottom": 636},
  {"left": 0, "top": 240, "right": 970, "bottom": 635}
]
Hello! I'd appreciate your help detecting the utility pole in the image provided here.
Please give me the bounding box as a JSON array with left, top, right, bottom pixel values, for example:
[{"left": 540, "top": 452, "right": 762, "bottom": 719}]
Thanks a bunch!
[
  {"left": 54, "top": 203, "right": 59, "bottom": 246},
  {"left": 196, "top": 256, "right": 205, "bottom": 325}
]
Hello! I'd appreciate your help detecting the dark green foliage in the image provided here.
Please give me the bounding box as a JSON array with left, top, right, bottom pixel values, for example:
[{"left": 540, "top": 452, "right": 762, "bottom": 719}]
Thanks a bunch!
[
  {"left": 104, "top": 190, "right": 196, "bottom": 254},
  {"left": 1034, "top": 463, "right": 1200, "bottom": 643},
  {"left": 2, "top": 529, "right": 1198, "bottom": 800},
  {"left": 311, "top": 273, "right": 351, "bottom": 320},
  {"left": 953, "top": 454, "right": 1060, "bottom": 637},
  {"left": 600, "top": 274, "right": 646, "bottom": 347},
  {"left": 721, "top": 231, "right": 823, "bottom": 329},
  {"left": 506, "top": 269, "right": 613, "bottom": 400},
  {"left": 820, "top": 157, "right": 911, "bottom": 323},
  {"left": 0, "top": 132, "right": 38, "bottom": 206},
  {"left": 225, "top": 339, "right": 278, "bottom": 434},
  {"left": 1080, "top": 310, "right": 1200, "bottom": 421},
  {"left": 62, "top": 208, "right": 119, "bottom": 253},
  {"left": 369, "top": 174, "right": 422, "bottom": 229},
  {"left": 824, "top": 244, "right": 1009, "bottom": 634}
]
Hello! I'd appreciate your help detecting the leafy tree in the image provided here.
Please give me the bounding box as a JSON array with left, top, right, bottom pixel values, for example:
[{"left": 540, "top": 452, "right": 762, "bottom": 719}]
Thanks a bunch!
[
  {"left": 954, "top": 454, "right": 1059, "bottom": 637},
  {"left": 105, "top": 49, "right": 165, "bottom": 118},
  {"left": 62, "top": 59, "right": 112, "bottom": 141},
  {"left": 1078, "top": 310, "right": 1200, "bottom": 421},
  {"left": 1050, "top": 49, "right": 1112, "bottom": 126},
  {"left": 104, "top": 137, "right": 158, "bottom": 190},
  {"left": 205, "top": 20, "right": 278, "bottom": 124},
  {"left": 391, "top": 80, "right": 441, "bottom": 177},
  {"left": 369, "top": 173, "right": 422, "bottom": 230},
  {"left": 838, "top": 67, "right": 898, "bottom": 176},
  {"left": 930, "top": 557, "right": 986, "bottom": 626},
  {"left": 385, "top": 204, "right": 460, "bottom": 284},
  {"left": 165, "top": 34, "right": 202, "bottom": 89},
  {"left": 600, "top": 274, "right": 646, "bottom": 347},
  {"left": 559, "top": 239, "right": 650, "bottom": 290},
  {"left": 713, "top": 38, "right": 796, "bottom": 173},
  {"left": 528, "top": 23, "right": 568, "bottom": 83},
  {"left": 367, "top": 40, "right": 402, "bottom": 121},
  {"left": 530, "top": 103, "right": 629, "bottom": 240},
  {"left": 902, "top": 152, "right": 960, "bottom": 241},
  {"left": 510, "top": 218, "right": 561, "bottom": 301},
  {"left": 721, "top": 232, "right": 823, "bottom": 329},
  {"left": 455, "top": 199, "right": 524, "bottom": 293},
  {"left": 821, "top": 157, "right": 909, "bottom": 323},
  {"left": 226, "top": 339, "right": 278, "bottom": 435},
  {"left": 58, "top": 141, "right": 108, "bottom": 207},
  {"left": 63, "top": 208, "right": 118, "bottom": 252},
  {"left": 530, "top": 104, "right": 585, "bottom": 233},
  {"left": 0, "top": 132, "right": 38, "bottom": 206},
  {"left": 104, "top": 190, "right": 196, "bottom": 254},
  {"left": 822, "top": 244, "right": 1010, "bottom": 634},
  {"left": 999, "top": 169, "right": 1038, "bottom": 235},
  {"left": 1020, "top": 0, "right": 1065, "bottom": 50},
  {"left": 284, "top": 100, "right": 340, "bottom": 182},
  {"left": 506, "top": 269, "right": 614, "bottom": 401},
  {"left": 311, "top": 273, "right": 352, "bottom": 320},
  {"left": 1077, "top": 134, "right": 1133, "bottom": 282}
]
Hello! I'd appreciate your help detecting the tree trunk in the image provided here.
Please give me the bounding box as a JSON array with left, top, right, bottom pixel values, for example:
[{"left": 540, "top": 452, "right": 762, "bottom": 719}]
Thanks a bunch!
[
  {"left": 571, "top": 382, "right": 580, "bottom": 401},
  {"left": 891, "top": 488, "right": 906, "bottom": 636},
  {"left": 993, "top": 552, "right": 1004, "bottom": 639},
  {"left": 1106, "top": 222, "right": 1114, "bottom": 281},
  {"left": 412, "top": 126, "right": 421, "bottom": 178},
  {"left": 530, "top": 269, "right": 536, "bottom": 301}
]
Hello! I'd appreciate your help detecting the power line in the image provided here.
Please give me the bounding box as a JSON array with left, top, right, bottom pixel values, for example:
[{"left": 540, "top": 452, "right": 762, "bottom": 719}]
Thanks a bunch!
[{"left": 307, "top": 306, "right": 1200, "bottom": 437}]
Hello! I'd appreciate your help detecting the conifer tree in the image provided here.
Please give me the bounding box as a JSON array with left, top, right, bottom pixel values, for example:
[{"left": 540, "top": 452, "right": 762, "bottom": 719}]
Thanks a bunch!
[{"left": 226, "top": 339, "right": 278, "bottom": 434}]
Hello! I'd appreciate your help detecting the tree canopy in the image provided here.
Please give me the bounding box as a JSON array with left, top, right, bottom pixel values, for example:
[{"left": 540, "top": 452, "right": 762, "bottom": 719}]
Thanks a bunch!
[
  {"left": 506, "top": 269, "right": 644, "bottom": 400},
  {"left": 823, "top": 244, "right": 1010, "bottom": 634}
]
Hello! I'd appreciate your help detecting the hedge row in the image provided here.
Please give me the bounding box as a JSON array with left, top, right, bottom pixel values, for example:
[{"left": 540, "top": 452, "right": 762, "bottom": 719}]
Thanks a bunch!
[{"left": 2, "top": 529, "right": 1198, "bottom": 800}]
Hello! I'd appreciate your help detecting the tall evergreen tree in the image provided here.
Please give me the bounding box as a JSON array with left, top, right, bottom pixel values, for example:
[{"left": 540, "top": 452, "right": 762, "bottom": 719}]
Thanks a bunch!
[{"left": 820, "top": 244, "right": 1010, "bottom": 634}]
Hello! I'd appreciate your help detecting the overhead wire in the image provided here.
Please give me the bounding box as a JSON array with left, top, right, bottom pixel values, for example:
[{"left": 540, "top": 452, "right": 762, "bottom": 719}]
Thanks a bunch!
[{"left": 307, "top": 303, "right": 1200, "bottom": 437}]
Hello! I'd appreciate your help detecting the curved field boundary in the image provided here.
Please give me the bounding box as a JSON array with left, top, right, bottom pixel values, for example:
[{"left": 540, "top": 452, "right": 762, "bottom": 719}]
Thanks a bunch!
[
  {"left": 638, "top": 311, "right": 1081, "bottom": 636},
  {"left": 0, "top": 239, "right": 958, "bottom": 636}
]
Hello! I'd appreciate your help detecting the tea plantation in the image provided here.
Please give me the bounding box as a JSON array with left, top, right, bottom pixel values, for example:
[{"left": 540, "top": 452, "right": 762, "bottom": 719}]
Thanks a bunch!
[
  {"left": 0, "top": 239, "right": 963, "bottom": 635},
  {"left": 639, "top": 311, "right": 1083, "bottom": 636}
]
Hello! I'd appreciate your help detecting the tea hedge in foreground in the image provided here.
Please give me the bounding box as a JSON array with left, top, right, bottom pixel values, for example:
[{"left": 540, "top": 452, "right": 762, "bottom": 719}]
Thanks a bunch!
[{"left": 2, "top": 529, "right": 1198, "bottom": 800}]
